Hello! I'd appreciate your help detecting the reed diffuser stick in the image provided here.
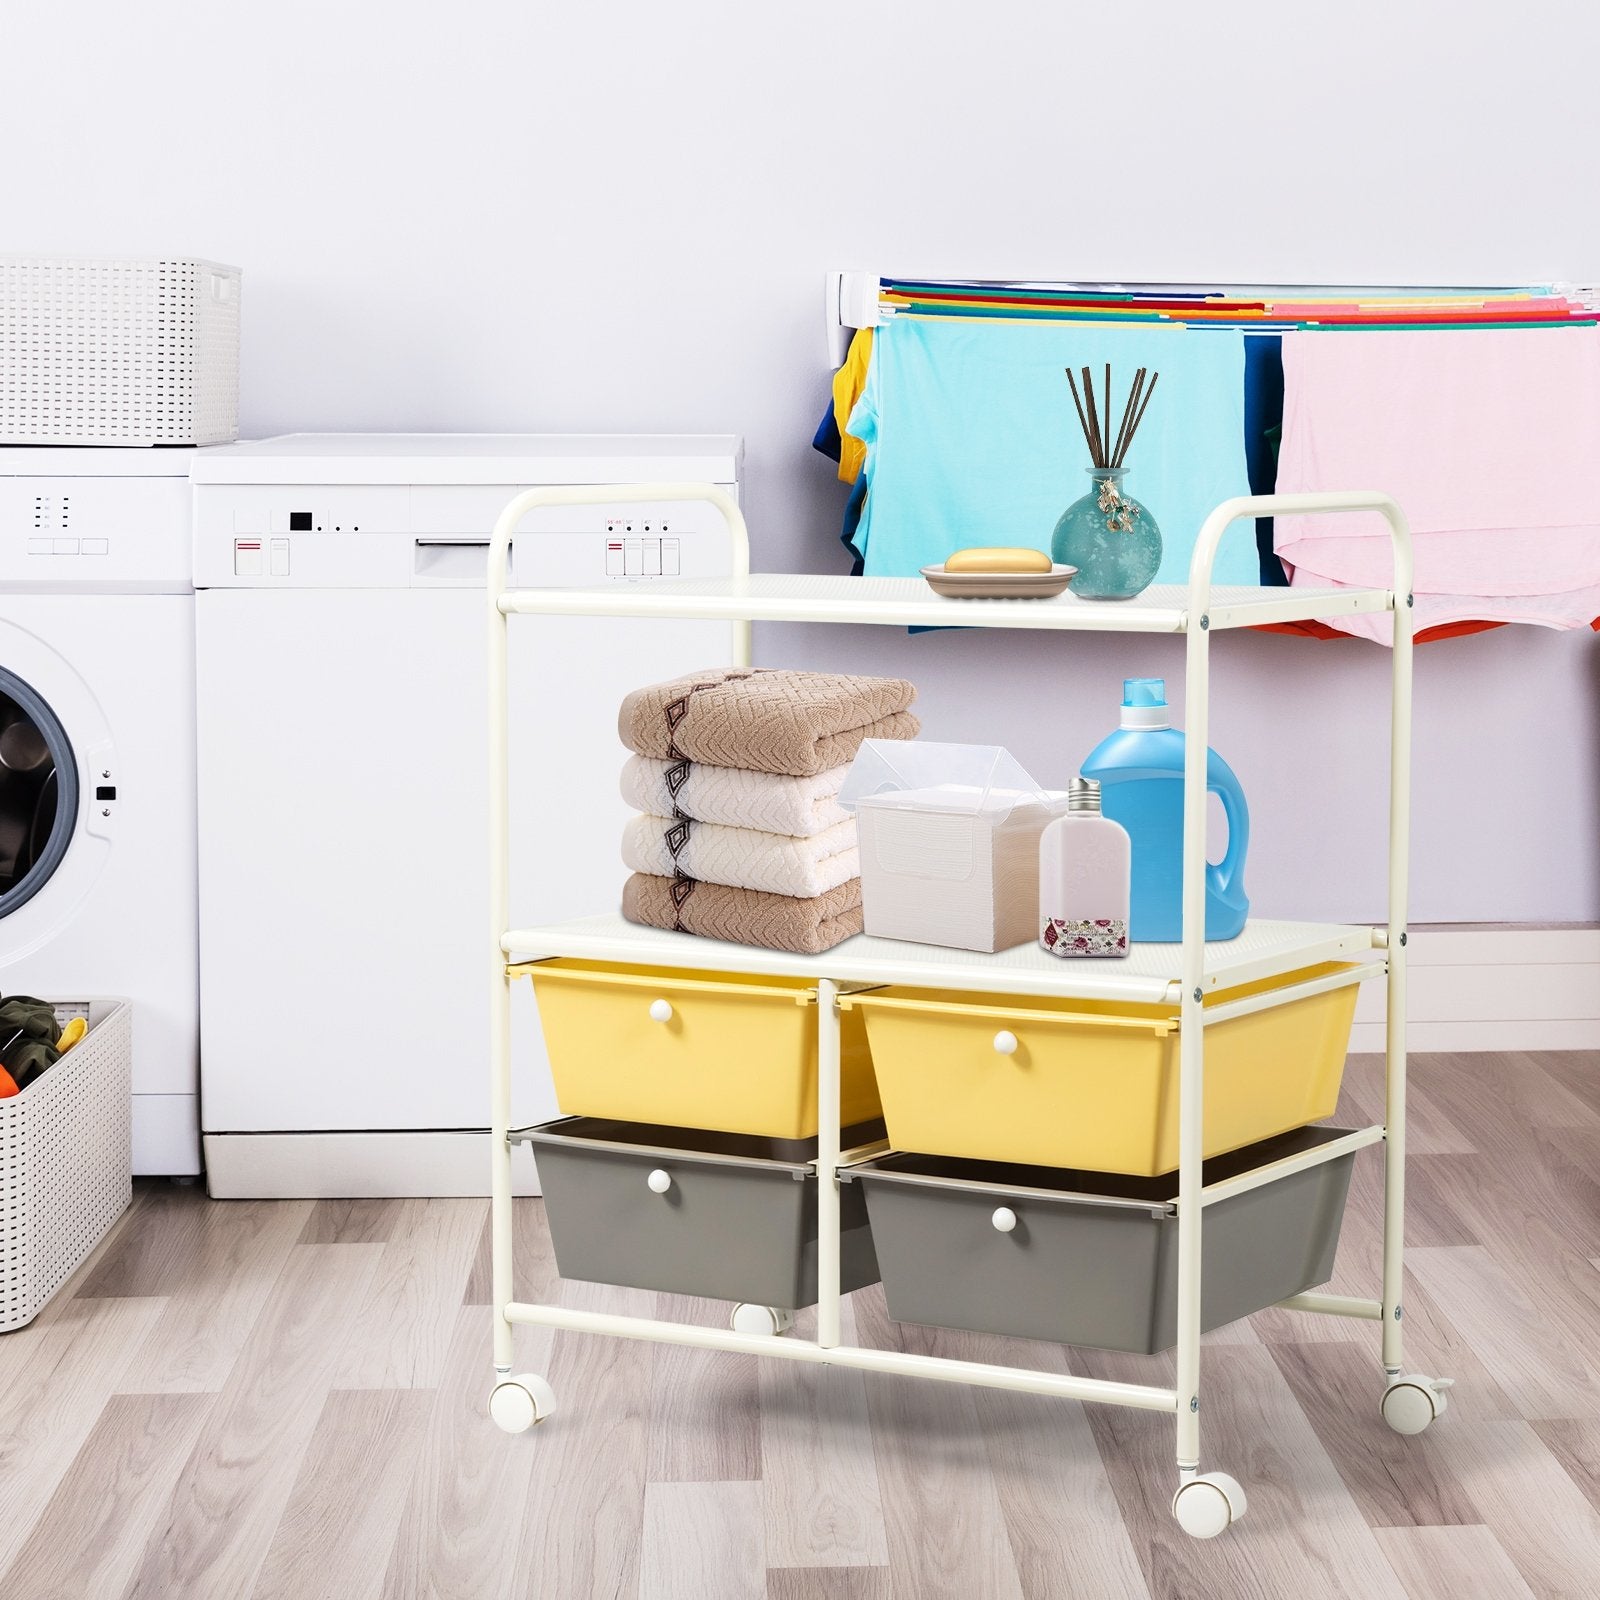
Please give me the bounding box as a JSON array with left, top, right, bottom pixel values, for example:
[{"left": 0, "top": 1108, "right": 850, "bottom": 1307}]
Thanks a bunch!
[
  {"left": 1103, "top": 364, "right": 1112, "bottom": 470},
  {"left": 1064, "top": 368, "right": 1095, "bottom": 465},
  {"left": 1112, "top": 367, "right": 1144, "bottom": 468},
  {"left": 1115, "top": 371, "right": 1160, "bottom": 467},
  {"left": 1081, "top": 366, "right": 1105, "bottom": 466},
  {"left": 1128, "top": 369, "right": 1147, "bottom": 459}
]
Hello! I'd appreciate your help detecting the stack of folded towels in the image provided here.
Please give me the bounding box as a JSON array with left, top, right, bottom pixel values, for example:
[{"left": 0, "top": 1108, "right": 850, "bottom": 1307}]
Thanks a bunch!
[{"left": 618, "top": 667, "right": 920, "bottom": 954}]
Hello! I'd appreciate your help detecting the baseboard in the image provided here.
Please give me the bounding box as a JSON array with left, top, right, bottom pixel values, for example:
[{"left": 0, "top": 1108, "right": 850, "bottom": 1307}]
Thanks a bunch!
[
  {"left": 203, "top": 1131, "right": 543, "bottom": 1199},
  {"left": 1349, "top": 924, "right": 1600, "bottom": 1053},
  {"left": 133, "top": 1093, "right": 202, "bottom": 1177}
]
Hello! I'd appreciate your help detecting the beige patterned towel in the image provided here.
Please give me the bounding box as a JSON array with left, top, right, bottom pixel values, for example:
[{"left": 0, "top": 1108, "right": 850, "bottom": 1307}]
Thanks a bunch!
[
  {"left": 618, "top": 668, "right": 919, "bottom": 778},
  {"left": 622, "top": 873, "right": 864, "bottom": 955}
]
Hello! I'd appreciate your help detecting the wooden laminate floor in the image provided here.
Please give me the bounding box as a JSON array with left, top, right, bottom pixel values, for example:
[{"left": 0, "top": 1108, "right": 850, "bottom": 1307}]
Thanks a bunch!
[{"left": 4, "top": 1051, "right": 1600, "bottom": 1599}]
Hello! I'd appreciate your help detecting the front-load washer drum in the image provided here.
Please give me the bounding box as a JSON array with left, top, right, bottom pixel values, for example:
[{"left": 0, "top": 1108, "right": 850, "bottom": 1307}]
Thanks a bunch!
[{"left": 0, "top": 667, "right": 79, "bottom": 918}]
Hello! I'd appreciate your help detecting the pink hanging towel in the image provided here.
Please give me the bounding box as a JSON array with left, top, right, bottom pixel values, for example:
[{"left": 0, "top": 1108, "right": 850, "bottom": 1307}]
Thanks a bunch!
[{"left": 1274, "top": 326, "right": 1600, "bottom": 644}]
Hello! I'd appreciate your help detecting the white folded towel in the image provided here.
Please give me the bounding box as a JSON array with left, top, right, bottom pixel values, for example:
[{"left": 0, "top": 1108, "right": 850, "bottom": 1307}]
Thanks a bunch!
[
  {"left": 620, "top": 755, "right": 851, "bottom": 839},
  {"left": 623, "top": 813, "right": 859, "bottom": 899}
]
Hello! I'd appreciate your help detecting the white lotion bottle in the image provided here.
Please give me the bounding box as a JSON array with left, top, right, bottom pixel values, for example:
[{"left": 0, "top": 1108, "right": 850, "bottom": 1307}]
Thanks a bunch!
[{"left": 1038, "top": 777, "right": 1131, "bottom": 958}]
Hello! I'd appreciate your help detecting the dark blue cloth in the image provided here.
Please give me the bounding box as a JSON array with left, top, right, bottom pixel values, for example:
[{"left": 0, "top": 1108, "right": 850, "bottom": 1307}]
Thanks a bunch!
[
  {"left": 815, "top": 397, "right": 867, "bottom": 575},
  {"left": 839, "top": 474, "right": 867, "bottom": 576},
  {"left": 1243, "top": 335, "right": 1287, "bottom": 584},
  {"left": 812, "top": 402, "right": 842, "bottom": 466}
]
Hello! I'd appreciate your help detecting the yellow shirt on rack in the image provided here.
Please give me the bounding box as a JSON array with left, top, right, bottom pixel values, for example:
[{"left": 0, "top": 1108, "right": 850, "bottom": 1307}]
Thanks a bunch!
[{"left": 832, "top": 327, "right": 874, "bottom": 485}]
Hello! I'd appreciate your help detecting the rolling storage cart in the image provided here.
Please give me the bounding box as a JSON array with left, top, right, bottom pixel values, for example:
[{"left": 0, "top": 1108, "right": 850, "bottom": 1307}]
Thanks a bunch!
[{"left": 483, "top": 482, "right": 1450, "bottom": 1540}]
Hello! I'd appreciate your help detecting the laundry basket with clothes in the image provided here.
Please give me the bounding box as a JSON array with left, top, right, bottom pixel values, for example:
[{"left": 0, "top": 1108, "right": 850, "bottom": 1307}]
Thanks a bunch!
[
  {"left": 0, "top": 997, "right": 132, "bottom": 1331},
  {"left": 0, "top": 992, "right": 84, "bottom": 1096}
]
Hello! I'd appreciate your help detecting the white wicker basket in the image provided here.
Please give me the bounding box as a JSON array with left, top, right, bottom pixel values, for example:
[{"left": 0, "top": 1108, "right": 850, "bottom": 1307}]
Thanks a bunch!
[
  {"left": 0, "top": 1000, "right": 132, "bottom": 1332},
  {"left": 0, "top": 256, "right": 240, "bottom": 446}
]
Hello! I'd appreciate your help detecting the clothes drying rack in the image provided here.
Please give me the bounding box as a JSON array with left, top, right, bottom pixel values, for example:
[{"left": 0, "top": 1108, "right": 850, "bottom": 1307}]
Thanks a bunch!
[
  {"left": 824, "top": 269, "right": 1600, "bottom": 358},
  {"left": 483, "top": 483, "right": 1449, "bottom": 1539}
]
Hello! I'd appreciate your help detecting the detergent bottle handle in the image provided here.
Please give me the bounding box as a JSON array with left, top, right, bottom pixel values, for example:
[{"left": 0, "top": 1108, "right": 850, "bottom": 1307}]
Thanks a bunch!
[{"left": 1206, "top": 771, "right": 1249, "bottom": 903}]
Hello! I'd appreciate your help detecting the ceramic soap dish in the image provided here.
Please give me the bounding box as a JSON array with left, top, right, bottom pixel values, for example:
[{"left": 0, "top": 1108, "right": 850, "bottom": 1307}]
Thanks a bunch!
[{"left": 921, "top": 563, "right": 1077, "bottom": 600}]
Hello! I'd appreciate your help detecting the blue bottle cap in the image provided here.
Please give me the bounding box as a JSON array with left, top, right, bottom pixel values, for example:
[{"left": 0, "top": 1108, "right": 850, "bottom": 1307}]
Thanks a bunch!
[{"left": 1123, "top": 677, "right": 1166, "bottom": 708}]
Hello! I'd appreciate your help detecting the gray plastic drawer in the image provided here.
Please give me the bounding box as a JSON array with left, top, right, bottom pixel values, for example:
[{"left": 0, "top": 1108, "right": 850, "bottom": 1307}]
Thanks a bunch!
[
  {"left": 843, "top": 1126, "right": 1355, "bottom": 1354},
  {"left": 520, "top": 1116, "right": 882, "bottom": 1311}
]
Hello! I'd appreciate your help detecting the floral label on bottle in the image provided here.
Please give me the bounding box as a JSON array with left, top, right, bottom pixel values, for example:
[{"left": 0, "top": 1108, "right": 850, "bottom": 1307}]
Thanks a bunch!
[{"left": 1040, "top": 917, "right": 1129, "bottom": 958}]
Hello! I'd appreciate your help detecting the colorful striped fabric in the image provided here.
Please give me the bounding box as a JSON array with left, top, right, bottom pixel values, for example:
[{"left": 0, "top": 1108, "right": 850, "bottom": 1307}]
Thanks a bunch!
[{"left": 875, "top": 278, "right": 1598, "bottom": 332}]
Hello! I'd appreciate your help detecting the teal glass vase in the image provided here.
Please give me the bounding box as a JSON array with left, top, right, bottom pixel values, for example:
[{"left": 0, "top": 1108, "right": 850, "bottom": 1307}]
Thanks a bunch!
[{"left": 1051, "top": 467, "right": 1162, "bottom": 601}]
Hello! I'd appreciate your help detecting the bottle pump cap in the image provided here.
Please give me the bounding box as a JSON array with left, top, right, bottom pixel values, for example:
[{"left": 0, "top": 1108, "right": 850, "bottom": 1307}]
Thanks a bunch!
[
  {"left": 1066, "top": 776, "right": 1101, "bottom": 813},
  {"left": 1121, "top": 677, "right": 1171, "bottom": 730}
]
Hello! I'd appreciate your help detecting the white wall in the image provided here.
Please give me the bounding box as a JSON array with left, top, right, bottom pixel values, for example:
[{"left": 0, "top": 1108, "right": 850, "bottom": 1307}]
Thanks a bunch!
[{"left": 9, "top": 0, "right": 1599, "bottom": 923}]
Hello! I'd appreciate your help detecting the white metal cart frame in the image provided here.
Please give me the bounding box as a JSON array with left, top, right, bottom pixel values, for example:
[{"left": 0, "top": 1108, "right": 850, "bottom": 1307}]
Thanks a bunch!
[{"left": 483, "top": 484, "right": 1451, "bottom": 1539}]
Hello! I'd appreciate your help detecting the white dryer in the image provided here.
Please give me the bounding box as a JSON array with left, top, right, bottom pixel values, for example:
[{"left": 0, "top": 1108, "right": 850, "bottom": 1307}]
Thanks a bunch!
[
  {"left": 0, "top": 448, "right": 201, "bottom": 1174},
  {"left": 191, "top": 435, "right": 739, "bottom": 1197}
]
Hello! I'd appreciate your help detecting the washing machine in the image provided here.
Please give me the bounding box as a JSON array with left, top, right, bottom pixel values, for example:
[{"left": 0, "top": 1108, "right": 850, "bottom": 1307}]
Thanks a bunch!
[
  {"left": 191, "top": 434, "right": 740, "bottom": 1197},
  {"left": 0, "top": 447, "right": 201, "bottom": 1175}
]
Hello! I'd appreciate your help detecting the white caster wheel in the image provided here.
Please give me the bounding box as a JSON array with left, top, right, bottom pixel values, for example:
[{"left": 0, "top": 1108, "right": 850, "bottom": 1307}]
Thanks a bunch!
[
  {"left": 1381, "top": 1373, "right": 1453, "bottom": 1436},
  {"left": 489, "top": 1373, "right": 557, "bottom": 1434},
  {"left": 1172, "top": 1472, "right": 1247, "bottom": 1540},
  {"left": 731, "top": 1303, "right": 794, "bottom": 1336}
]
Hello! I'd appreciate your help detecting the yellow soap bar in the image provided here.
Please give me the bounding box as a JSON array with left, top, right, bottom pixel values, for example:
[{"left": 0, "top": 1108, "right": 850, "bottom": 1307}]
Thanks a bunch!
[{"left": 944, "top": 546, "right": 1052, "bottom": 574}]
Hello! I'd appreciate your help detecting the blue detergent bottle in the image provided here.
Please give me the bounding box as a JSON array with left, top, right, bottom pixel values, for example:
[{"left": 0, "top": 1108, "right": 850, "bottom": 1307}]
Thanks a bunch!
[{"left": 1079, "top": 678, "right": 1250, "bottom": 942}]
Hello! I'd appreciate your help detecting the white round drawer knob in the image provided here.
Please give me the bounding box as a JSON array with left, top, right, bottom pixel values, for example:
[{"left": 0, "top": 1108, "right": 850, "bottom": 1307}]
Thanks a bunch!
[
  {"left": 648, "top": 999, "right": 673, "bottom": 1023},
  {"left": 991, "top": 1206, "right": 1018, "bottom": 1233},
  {"left": 992, "top": 1030, "right": 1019, "bottom": 1055},
  {"left": 646, "top": 1168, "right": 673, "bottom": 1194}
]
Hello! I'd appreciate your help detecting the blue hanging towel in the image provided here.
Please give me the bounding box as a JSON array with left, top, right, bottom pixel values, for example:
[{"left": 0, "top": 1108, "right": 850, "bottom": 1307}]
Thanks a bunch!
[{"left": 848, "top": 317, "right": 1257, "bottom": 587}]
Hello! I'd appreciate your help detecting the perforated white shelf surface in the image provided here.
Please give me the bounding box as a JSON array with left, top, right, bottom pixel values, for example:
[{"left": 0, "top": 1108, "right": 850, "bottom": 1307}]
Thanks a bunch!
[
  {"left": 504, "top": 913, "right": 1381, "bottom": 1004},
  {"left": 498, "top": 573, "right": 1393, "bottom": 633}
]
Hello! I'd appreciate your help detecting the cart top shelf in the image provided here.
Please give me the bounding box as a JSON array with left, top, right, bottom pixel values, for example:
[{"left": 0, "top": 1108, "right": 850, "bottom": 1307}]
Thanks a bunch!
[
  {"left": 497, "top": 574, "right": 1395, "bottom": 634},
  {"left": 503, "top": 912, "right": 1383, "bottom": 1005}
]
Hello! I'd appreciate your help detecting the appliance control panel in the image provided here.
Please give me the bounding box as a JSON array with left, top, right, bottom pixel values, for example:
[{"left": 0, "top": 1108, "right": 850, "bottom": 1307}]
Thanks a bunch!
[
  {"left": 0, "top": 474, "right": 192, "bottom": 591},
  {"left": 192, "top": 485, "right": 738, "bottom": 589},
  {"left": 604, "top": 516, "right": 680, "bottom": 578}
]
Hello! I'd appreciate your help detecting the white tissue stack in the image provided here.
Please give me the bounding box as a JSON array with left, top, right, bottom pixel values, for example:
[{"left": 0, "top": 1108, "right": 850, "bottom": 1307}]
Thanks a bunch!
[{"left": 840, "top": 744, "right": 1071, "bottom": 954}]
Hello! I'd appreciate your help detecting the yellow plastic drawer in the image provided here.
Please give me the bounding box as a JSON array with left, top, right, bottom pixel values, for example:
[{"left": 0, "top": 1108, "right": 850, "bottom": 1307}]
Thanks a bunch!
[
  {"left": 523, "top": 961, "right": 880, "bottom": 1140},
  {"left": 841, "top": 964, "right": 1360, "bottom": 1177}
]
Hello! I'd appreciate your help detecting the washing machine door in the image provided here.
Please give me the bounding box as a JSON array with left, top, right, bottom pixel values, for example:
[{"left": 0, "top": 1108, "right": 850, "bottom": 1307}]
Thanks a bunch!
[
  {"left": 0, "top": 666, "right": 81, "bottom": 919},
  {"left": 0, "top": 612, "right": 117, "bottom": 961}
]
